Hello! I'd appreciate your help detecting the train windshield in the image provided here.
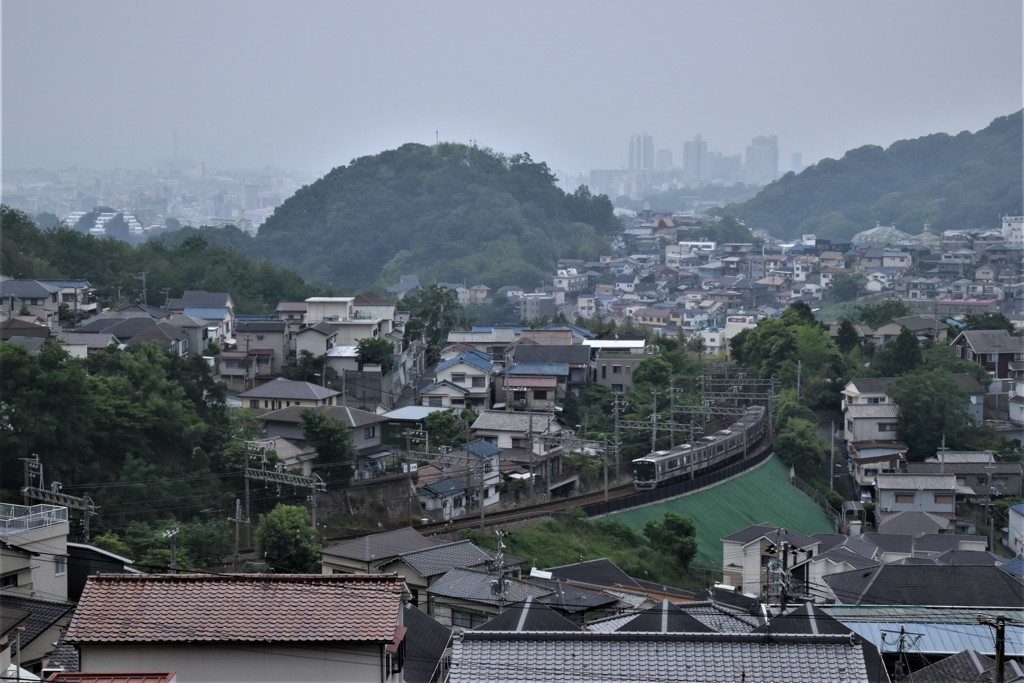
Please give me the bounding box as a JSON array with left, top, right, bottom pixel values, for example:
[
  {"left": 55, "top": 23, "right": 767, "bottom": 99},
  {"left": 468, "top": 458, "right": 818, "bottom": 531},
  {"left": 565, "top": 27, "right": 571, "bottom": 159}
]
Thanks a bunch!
[{"left": 633, "top": 460, "right": 657, "bottom": 482}]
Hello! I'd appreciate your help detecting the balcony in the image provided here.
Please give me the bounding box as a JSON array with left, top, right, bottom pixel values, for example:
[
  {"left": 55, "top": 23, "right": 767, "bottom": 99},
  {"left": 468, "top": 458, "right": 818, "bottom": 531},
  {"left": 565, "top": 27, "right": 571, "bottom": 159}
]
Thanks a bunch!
[{"left": 0, "top": 503, "right": 68, "bottom": 534}]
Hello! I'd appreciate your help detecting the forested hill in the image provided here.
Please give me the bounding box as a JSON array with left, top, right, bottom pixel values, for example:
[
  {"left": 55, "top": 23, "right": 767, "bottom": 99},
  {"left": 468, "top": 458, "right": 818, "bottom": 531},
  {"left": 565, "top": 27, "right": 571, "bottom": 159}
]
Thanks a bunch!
[
  {"left": 723, "top": 110, "right": 1022, "bottom": 241},
  {"left": 247, "top": 143, "right": 619, "bottom": 290}
]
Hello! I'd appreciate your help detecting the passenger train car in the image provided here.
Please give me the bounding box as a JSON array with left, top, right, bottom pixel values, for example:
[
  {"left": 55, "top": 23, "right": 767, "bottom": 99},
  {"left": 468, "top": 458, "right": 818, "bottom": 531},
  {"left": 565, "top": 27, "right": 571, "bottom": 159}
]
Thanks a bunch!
[{"left": 632, "top": 405, "right": 767, "bottom": 489}]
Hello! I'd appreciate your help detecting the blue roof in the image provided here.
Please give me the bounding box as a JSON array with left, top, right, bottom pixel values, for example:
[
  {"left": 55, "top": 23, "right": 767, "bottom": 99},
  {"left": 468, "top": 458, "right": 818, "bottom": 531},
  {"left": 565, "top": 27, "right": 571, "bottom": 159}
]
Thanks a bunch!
[
  {"left": 419, "top": 477, "right": 468, "bottom": 497},
  {"left": 420, "top": 380, "right": 469, "bottom": 395},
  {"left": 503, "top": 362, "right": 569, "bottom": 376},
  {"left": 541, "top": 323, "right": 595, "bottom": 338},
  {"left": 436, "top": 352, "right": 493, "bottom": 373},
  {"left": 459, "top": 439, "right": 501, "bottom": 458},
  {"left": 999, "top": 555, "right": 1024, "bottom": 577},
  {"left": 183, "top": 307, "right": 230, "bottom": 319}
]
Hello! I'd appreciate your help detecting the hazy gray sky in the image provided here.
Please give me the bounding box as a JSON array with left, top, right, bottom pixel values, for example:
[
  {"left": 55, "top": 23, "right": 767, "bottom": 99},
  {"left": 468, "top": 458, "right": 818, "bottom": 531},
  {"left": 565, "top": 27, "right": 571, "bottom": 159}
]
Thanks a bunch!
[{"left": 3, "top": 1, "right": 1021, "bottom": 176}]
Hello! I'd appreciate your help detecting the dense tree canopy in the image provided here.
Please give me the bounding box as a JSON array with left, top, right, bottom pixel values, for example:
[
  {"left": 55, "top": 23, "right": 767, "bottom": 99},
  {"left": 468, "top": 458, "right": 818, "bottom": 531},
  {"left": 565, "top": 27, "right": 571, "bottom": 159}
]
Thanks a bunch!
[
  {"left": 255, "top": 504, "right": 321, "bottom": 572},
  {"left": 250, "top": 144, "right": 618, "bottom": 290},
  {"left": 723, "top": 110, "right": 1022, "bottom": 240}
]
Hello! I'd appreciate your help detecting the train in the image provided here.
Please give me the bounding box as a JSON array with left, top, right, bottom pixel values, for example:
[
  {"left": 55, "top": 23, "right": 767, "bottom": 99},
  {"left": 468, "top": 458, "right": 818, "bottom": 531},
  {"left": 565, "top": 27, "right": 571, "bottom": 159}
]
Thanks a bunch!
[{"left": 632, "top": 405, "right": 768, "bottom": 489}]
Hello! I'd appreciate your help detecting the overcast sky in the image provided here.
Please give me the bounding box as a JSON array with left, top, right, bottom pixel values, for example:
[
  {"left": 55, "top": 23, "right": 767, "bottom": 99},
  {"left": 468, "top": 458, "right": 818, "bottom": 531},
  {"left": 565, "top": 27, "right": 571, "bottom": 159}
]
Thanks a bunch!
[{"left": 2, "top": 1, "right": 1021, "bottom": 178}]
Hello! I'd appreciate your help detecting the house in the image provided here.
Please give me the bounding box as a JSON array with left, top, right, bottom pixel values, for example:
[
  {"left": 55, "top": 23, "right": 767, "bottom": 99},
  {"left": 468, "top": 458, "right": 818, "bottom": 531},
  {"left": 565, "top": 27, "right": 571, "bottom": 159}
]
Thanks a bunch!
[
  {"left": 470, "top": 410, "right": 576, "bottom": 497},
  {"left": 0, "top": 279, "right": 61, "bottom": 326},
  {"left": 449, "top": 630, "right": 882, "bottom": 683},
  {"left": 417, "top": 477, "right": 468, "bottom": 522},
  {"left": 950, "top": 329, "right": 1023, "bottom": 390},
  {"left": 422, "top": 351, "right": 494, "bottom": 410},
  {"left": 498, "top": 362, "right": 568, "bottom": 410},
  {"left": 0, "top": 503, "right": 76, "bottom": 673},
  {"left": 0, "top": 317, "right": 52, "bottom": 341},
  {"left": 165, "top": 290, "right": 234, "bottom": 342},
  {"left": 583, "top": 338, "right": 651, "bottom": 393},
  {"left": 65, "top": 542, "right": 135, "bottom": 602},
  {"left": 257, "top": 404, "right": 390, "bottom": 479},
  {"left": 304, "top": 296, "right": 392, "bottom": 345},
  {"left": 906, "top": 451, "right": 1022, "bottom": 499},
  {"left": 875, "top": 473, "right": 957, "bottom": 518},
  {"left": 720, "top": 524, "right": 821, "bottom": 597},
  {"left": 824, "top": 565, "right": 1024, "bottom": 607},
  {"left": 238, "top": 377, "right": 339, "bottom": 414},
  {"left": 321, "top": 527, "right": 443, "bottom": 575},
  {"left": 65, "top": 573, "right": 411, "bottom": 683},
  {"left": 234, "top": 319, "right": 288, "bottom": 377},
  {"left": 293, "top": 321, "right": 338, "bottom": 358},
  {"left": 376, "top": 540, "right": 498, "bottom": 609},
  {"left": 1008, "top": 503, "right": 1024, "bottom": 556},
  {"left": 425, "top": 567, "right": 552, "bottom": 631},
  {"left": 506, "top": 344, "right": 592, "bottom": 396}
]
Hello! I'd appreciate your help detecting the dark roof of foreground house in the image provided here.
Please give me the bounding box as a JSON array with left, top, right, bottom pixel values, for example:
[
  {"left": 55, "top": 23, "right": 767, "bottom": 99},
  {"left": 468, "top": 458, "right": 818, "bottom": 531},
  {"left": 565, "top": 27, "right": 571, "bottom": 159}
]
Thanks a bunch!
[
  {"left": 402, "top": 602, "right": 452, "bottom": 683},
  {"left": 0, "top": 593, "right": 75, "bottom": 658},
  {"left": 824, "top": 565, "right": 1024, "bottom": 606},
  {"left": 473, "top": 596, "right": 580, "bottom": 632},
  {"left": 906, "top": 648, "right": 1024, "bottom": 683},
  {"left": 449, "top": 631, "right": 879, "bottom": 683},
  {"left": 66, "top": 573, "right": 407, "bottom": 644},
  {"left": 614, "top": 599, "right": 714, "bottom": 633}
]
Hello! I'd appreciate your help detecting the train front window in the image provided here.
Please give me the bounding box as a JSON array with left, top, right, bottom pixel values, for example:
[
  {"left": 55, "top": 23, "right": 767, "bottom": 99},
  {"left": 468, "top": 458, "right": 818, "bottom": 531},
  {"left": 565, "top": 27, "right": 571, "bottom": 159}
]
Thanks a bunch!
[{"left": 634, "top": 461, "right": 657, "bottom": 482}]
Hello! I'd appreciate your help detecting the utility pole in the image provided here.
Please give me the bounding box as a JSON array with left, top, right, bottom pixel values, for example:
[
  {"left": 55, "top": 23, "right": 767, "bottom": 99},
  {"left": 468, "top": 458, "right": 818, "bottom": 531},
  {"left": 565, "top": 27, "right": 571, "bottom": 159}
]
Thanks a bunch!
[
  {"left": 650, "top": 389, "right": 658, "bottom": 453},
  {"left": 230, "top": 499, "right": 242, "bottom": 570},
  {"left": 22, "top": 454, "right": 98, "bottom": 540},
  {"left": 603, "top": 436, "right": 609, "bottom": 502},
  {"left": 139, "top": 271, "right": 147, "bottom": 306},
  {"left": 163, "top": 527, "right": 179, "bottom": 573},
  {"left": 796, "top": 359, "right": 802, "bottom": 401},
  {"left": 613, "top": 393, "right": 621, "bottom": 478},
  {"left": 979, "top": 615, "right": 1007, "bottom": 683},
  {"left": 829, "top": 421, "right": 835, "bottom": 492}
]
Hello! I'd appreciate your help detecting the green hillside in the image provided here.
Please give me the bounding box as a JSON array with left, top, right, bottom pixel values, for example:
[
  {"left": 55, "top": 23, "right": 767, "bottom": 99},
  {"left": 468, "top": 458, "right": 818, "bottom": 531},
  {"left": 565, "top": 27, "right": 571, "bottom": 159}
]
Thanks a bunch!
[
  {"left": 607, "top": 455, "right": 836, "bottom": 570},
  {"left": 246, "top": 143, "right": 618, "bottom": 291},
  {"left": 724, "top": 110, "right": 1022, "bottom": 241}
]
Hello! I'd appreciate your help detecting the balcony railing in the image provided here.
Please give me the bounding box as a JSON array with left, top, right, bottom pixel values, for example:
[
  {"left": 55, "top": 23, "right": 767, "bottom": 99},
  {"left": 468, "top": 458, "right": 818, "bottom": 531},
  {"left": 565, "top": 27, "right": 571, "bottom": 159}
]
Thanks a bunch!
[{"left": 0, "top": 503, "right": 68, "bottom": 534}]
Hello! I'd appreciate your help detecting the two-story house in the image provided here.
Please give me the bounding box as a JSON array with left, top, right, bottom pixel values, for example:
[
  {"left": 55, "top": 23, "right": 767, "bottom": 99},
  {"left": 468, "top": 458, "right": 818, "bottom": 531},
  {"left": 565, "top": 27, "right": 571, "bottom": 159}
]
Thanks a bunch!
[
  {"left": 238, "top": 377, "right": 340, "bottom": 414},
  {"left": 720, "top": 524, "right": 820, "bottom": 597},
  {"left": 470, "top": 410, "right": 577, "bottom": 498},
  {"left": 165, "top": 290, "right": 234, "bottom": 342},
  {"left": 0, "top": 279, "right": 61, "bottom": 327},
  {"left": 304, "top": 296, "right": 391, "bottom": 345},
  {"left": 435, "top": 439, "right": 502, "bottom": 510},
  {"left": 420, "top": 351, "right": 494, "bottom": 410},
  {"left": 950, "top": 329, "right": 1024, "bottom": 392},
  {"left": 235, "top": 319, "right": 289, "bottom": 378},
  {"left": 875, "top": 473, "right": 957, "bottom": 518},
  {"left": 840, "top": 378, "right": 906, "bottom": 495}
]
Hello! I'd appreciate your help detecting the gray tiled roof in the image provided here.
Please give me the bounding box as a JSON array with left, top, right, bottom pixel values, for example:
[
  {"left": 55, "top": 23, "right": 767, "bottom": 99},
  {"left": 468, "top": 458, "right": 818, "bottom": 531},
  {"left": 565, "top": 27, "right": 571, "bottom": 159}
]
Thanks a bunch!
[
  {"left": 450, "top": 631, "right": 875, "bottom": 683},
  {"left": 472, "top": 410, "right": 560, "bottom": 434},
  {"left": 721, "top": 524, "right": 819, "bottom": 549},
  {"left": 906, "top": 649, "right": 1024, "bottom": 683},
  {"left": 474, "top": 596, "right": 580, "bottom": 632},
  {"left": 0, "top": 594, "right": 75, "bottom": 657},
  {"left": 615, "top": 599, "right": 714, "bottom": 633},
  {"left": 955, "top": 329, "right": 1023, "bottom": 354},
  {"left": 238, "top": 377, "right": 340, "bottom": 401},
  {"left": 678, "top": 602, "right": 762, "bottom": 633},
  {"left": 0, "top": 279, "right": 61, "bottom": 298},
  {"left": 322, "top": 526, "right": 441, "bottom": 562},
  {"left": 397, "top": 540, "right": 493, "bottom": 578},
  {"left": 824, "top": 565, "right": 1024, "bottom": 606},
  {"left": 427, "top": 568, "right": 552, "bottom": 605},
  {"left": 511, "top": 345, "right": 592, "bottom": 366},
  {"left": 545, "top": 558, "right": 641, "bottom": 590},
  {"left": 258, "top": 404, "right": 386, "bottom": 428},
  {"left": 166, "top": 290, "right": 232, "bottom": 309}
]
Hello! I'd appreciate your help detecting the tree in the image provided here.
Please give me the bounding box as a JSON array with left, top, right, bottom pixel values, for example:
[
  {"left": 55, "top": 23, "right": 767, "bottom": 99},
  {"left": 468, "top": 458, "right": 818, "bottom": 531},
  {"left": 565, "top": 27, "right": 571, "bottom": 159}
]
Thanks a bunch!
[
  {"left": 301, "top": 409, "right": 356, "bottom": 484},
  {"left": 775, "top": 418, "right": 827, "bottom": 480},
  {"left": 892, "top": 369, "right": 971, "bottom": 460},
  {"left": 632, "top": 356, "right": 673, "bottom": 387},
  {"left": 962, "top": 312, "right": 1017, "bottom": 334},
  {"left": 284, "top": 350, "right": 337, "bottom": 386},
  {"left": 825, "top": 273, "right": 864, "bottom": 303},
  {"left": 835, "top": 318, "right": 860, "bottom": 353},
  {"left": 855, "top": 300, "right": 911, "bottom": 328},
  {"left": 401, "top": 284, "right": 466, "bottom": 360},
  {"left": 255, "top": 504, "right": 321, "bottom": 573},
  {"left": 643, "top": 512, "right": 698, "bottom": 571},
  {"left": 870, "top": 327, "right": 922, "bottom": 376},
  {"left": 422, "top": 409, "right": 471, "bottom": 451},
  {"left": 355, "top": 337, "right": 394, "bottom": 371}
]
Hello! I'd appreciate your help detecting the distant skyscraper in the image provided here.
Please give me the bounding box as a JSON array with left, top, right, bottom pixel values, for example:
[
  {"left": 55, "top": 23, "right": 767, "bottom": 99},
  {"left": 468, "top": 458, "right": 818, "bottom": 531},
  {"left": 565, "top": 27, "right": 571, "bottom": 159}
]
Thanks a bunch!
[
  {"left": 790, "top": 152, "right": 803, "bottom": 174},
  {"left": 683, "top": 134, "right": 708, "bottom": 186},
  {"left": 708, "top": 152, "right": 742, "bottom": 183},
  {"left": 744, "top": 135, "right": 779, "bottom": 185},
  {"left": 655, "top": 148, "right": 673, "bottom": 170},
  {"left": 628, "top": 134, "right": 654, "bottom": 170}
]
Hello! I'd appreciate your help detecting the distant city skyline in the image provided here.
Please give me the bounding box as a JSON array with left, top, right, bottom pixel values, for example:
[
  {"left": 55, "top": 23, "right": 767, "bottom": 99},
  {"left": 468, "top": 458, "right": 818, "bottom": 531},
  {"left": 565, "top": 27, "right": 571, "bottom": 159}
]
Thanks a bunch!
[{"left": 2, "top": 1, "right": 1021, "bottom": 179}]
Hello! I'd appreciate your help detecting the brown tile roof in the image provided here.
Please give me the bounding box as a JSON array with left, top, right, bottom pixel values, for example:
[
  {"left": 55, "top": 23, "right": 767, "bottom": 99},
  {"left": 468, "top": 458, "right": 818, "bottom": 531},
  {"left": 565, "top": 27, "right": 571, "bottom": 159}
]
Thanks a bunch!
[{"left": 66, "top": 573, "right": 406, "bottom": 644}]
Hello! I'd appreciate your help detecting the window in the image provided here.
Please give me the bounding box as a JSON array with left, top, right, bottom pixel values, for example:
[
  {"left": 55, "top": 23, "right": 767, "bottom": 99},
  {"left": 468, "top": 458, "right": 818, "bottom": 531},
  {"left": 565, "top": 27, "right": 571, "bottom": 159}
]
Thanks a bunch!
[
  {"left": 934, "top": 494, "right": 953, "bottom": 505},
  {"left": 533, "top": 390, "right": 547, "bottom": 400},
  {"left": 878, "top": 423, "right": 898, "bottom": 432},
  {"left": 452, "top": 373, "right": 466, "bottom": 384},
  {"left": 513, "top": 391, "right": 526, "bottom": 402},
  {"left": 55, "top": 556, "right": 67, "bottom": 576},
  {"left": 427, "top": 396, "right": 443, "bottom": 407},
  {"left": 612, "top": 365, "right": 622, "bottom": 374},
  {"left": 249, "top": 400, "right": 259, "bottom": 409},
  {"left": 895, "top": 493, "right": 914, "bottom": 504},
  {"left": 472, "top": 376, "right": 486, "bottom": 388},
  {"left": 0, "top": 573, "right": 17, "bottom": 588},
  {"left": 364, "top": 426, "right": 376, "bottom": 439},
  {"left": 451, "top": 610, "right": 489, "bottom": 628},
  {"left": 601, "top": 365, "right": 607, "bottom": 379}
]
